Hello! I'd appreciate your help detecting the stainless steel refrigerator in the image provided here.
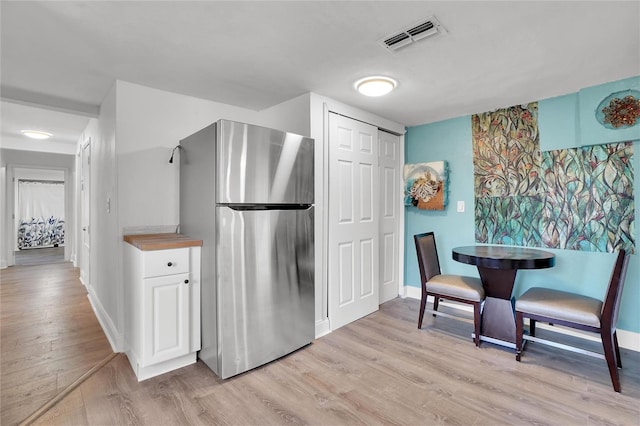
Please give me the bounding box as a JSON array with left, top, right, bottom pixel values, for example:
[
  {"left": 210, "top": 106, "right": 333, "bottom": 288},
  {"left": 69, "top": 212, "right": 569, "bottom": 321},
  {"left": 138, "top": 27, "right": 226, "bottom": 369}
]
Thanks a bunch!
[{"left": 179, "top": 119, "right": 314, "bottom": 379}]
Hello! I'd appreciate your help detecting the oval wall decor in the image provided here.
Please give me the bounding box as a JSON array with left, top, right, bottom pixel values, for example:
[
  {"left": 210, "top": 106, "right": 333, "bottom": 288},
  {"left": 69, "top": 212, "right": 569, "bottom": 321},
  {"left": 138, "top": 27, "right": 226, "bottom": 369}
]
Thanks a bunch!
[{"left": 595, "top": 90, "right": 640, "bottom": 129}]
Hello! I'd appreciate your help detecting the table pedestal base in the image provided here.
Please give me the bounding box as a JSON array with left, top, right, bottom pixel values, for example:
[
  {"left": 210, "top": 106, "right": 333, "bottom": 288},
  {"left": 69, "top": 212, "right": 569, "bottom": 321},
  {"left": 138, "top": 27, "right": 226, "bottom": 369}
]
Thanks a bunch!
[
  {"left": 480, "top": 296, "right": 516, "bottom": 347},
  {"left": 453, "top": 246, "right": 555, "bottom": 350},
  {"left": 472, "top": 334, "right": 517, "bottom": 349}
]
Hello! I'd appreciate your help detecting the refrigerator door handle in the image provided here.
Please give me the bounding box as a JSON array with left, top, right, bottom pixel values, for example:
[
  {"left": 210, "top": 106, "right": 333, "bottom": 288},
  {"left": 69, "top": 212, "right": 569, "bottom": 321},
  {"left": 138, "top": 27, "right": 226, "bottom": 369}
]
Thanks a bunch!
[{"left": 223, "top": 204, "right": 312, "bottom": 211}]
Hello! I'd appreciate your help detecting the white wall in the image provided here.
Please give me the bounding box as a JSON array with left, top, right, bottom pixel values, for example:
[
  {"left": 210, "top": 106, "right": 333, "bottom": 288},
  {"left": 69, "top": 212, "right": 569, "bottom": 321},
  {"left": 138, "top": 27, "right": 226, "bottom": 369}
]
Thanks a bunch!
[
  {"left": 256, "top": 93, "right": 312, "bottom": 137},
  {"left": 115, "top": 81, "right": 261, "bottom": 230},
  {"left": 80, "top": 84, "right": 121, "bottom": 350}
]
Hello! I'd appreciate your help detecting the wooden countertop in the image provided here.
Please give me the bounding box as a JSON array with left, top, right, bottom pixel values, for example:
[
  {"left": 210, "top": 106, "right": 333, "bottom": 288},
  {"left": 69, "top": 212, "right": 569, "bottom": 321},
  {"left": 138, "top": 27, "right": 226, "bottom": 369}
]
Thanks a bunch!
[{"left": 123, "top": 233, "right": 202, "bottom": 251}]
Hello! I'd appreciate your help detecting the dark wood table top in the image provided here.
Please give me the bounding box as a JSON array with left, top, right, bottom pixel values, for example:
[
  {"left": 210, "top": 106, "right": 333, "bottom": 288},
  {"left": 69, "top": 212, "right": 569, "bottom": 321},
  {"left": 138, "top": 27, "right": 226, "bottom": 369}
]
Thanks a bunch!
[{"left": 452, "top": 245, "right": 556, "bottom": 270}]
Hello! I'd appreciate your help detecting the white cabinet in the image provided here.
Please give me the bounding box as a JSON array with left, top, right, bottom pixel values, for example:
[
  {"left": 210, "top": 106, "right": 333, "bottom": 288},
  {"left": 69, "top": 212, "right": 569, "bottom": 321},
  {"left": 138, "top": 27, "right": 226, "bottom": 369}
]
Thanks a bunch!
[
  {"left": 123, "top": 234, "right": 201, "bottom": 381},
  {"left": 143, "top": 273, "right": 190, "bottom": 365}
]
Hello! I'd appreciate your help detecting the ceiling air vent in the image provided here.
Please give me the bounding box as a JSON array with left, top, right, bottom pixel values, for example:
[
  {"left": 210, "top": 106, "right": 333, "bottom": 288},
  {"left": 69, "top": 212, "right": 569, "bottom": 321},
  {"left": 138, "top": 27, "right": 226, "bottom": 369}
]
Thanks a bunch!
[{"left": 380, "top": 16, "right": 446, "bottom": 52}]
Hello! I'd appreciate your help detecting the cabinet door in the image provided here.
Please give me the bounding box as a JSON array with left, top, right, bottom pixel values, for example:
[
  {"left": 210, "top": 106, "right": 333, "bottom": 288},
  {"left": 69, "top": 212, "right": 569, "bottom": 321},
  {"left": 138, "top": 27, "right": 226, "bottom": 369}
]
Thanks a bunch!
[{"left": 143, "top": 273, "right": 190, "bottom": 366}]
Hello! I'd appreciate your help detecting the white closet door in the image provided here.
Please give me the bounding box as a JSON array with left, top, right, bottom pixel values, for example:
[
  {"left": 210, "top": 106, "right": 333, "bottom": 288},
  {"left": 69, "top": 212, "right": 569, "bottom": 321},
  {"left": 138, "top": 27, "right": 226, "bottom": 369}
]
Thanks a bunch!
[
  {"left": 328, "top": 113, "right": 379, "bottom": 330},
  {"left": 378, "top": 130, "right": 401, "bottom": 303}
]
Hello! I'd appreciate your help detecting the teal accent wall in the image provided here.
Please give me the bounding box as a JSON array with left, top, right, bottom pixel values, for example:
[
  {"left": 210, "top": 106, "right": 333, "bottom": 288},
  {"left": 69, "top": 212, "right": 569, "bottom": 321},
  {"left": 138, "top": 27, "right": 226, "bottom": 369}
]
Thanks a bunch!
[
  {"left": 539, "top": 93, "right": 579, "bottom": 151},
  {"left": 405, "top": 78, "right": 640, "bottom": 334},
  {"left": 579, "top": 76, "right": 640, "bottom": 146}
]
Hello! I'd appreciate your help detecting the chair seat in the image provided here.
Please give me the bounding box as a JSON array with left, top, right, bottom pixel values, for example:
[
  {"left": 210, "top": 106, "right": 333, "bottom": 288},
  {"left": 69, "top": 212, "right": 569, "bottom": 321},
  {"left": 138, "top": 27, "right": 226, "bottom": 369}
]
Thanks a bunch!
[
  {"left": 516, "top": 287, "right": 602, "bottom": 328},
  {"left": 426, "top": 274, "right": 484, "bottom": 302}
]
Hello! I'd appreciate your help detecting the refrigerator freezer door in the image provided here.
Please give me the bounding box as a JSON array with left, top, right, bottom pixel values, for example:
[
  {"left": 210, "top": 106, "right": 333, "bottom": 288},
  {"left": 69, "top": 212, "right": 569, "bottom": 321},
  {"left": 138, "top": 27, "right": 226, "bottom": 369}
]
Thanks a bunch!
[
  {"left": 216, "top": 206, "right": 315, "bottom": 379},
  {"left": 217, "top": 120, "right": 314, "bottom": 205}
]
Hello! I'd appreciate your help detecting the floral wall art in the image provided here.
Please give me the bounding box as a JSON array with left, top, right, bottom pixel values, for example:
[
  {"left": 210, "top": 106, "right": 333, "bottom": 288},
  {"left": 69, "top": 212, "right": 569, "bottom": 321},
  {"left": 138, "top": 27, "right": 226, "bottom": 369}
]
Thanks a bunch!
[
  {"left": 595, "top": 90, "right": 640, "bottom": 129},
  {"left": 473, "top": 103, "right": 635, "bottom": 253},
  {"left": 404, "top": 161, "right": 448, "bottom": 210}
]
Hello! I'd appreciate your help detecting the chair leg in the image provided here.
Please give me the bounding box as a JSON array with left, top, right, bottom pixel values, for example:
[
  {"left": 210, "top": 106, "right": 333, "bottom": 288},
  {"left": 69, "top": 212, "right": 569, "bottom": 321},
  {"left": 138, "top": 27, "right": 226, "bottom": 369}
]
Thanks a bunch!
[
  {"left": 515, "top": 311, "right": 524, "bottom": 361},
  {"left": 529, "top": 318, "right": 536, "bottom": 337},
  {"left": 602, "top": 330, "right": 622, "bottom": 392},
  {"left": 432, "top": 296, "right": 440, "bottom": 317},
  {"left": 473, "top": 302, "right": 481, "bottom": 347},
  {"left": 418, "top": 289, "right": 427, "bottom": 329},
  {"left": 614, "top": 331, "right": 622, "bottom": 369}
]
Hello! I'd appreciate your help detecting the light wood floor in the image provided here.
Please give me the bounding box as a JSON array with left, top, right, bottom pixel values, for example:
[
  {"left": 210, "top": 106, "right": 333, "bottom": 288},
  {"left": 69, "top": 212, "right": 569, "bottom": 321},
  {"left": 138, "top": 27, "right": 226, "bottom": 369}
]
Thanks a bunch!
[
  {"left": 0, "top": 262, "right": 113, "bottom": 425},
  {"left": 2, "top": 263, "right": 639, "bottom": 425},
  {"left": 14, "top": 247, "right": 65, "bottom": 266},
  {"left": 17, "top": 290, "right": 640, "bottom": 424}
]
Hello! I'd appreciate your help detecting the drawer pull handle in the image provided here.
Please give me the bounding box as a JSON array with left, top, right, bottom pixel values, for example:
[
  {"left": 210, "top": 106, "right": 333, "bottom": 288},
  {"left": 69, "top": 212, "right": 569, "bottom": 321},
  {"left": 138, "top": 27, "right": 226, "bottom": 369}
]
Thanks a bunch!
[
  {"left": 167, "top": 262, "right": 173, "bottom": 267},
  {"left": 184, "top": 279, "right": 189, "bottom": 284}
]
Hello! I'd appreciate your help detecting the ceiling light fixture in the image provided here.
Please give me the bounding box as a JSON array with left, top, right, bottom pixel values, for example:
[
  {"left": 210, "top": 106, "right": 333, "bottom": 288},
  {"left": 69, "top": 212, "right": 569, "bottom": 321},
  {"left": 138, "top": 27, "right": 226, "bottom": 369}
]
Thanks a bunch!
[
  {"left": 21, "top": 130, "right": 52, "bottom": 140},
  {"left": 355, "top": 76, "right": 397, "bottom": 97}
]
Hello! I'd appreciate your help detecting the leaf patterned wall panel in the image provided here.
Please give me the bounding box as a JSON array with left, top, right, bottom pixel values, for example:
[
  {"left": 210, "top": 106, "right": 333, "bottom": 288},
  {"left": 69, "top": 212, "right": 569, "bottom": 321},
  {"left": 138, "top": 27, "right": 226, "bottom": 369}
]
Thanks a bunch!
[
  {"left": 541, "top": 143, "right": 634, "bottom": 252},
  {"left": 473, "top": 103, "right": 635, "bottom": 253},
  {"left": 475, "top": 196, "right": 545, "bottom": 247},
  {"left": 472, "top": 103, "right": 543, "bottom": 197}
]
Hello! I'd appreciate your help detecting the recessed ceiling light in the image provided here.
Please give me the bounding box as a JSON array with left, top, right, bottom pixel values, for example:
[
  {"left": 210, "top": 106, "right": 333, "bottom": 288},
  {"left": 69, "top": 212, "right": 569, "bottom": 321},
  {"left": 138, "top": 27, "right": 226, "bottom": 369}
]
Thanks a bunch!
[
  {"left": 355, "top": 76, "right": 397, "bottom": 97},
  {"left": 21, "top": 130, "right": 52, "bottom": 140}
]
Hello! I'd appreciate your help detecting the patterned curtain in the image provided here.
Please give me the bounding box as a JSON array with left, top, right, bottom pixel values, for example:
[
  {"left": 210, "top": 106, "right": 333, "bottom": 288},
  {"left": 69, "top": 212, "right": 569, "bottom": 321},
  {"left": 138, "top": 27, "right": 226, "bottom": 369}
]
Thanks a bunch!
[{"left": 17, "top": 180, "right": 65, "bottom": 249}]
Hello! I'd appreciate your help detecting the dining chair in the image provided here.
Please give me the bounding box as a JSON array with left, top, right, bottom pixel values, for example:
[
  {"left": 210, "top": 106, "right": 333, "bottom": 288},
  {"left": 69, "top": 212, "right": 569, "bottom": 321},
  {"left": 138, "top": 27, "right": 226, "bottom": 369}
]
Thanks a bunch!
[
  {"left": 414, "top": 232, "right": 485, "bottom": 346},
  {"left": 515, "top": 249, "right": 630, "bottom": 392}
]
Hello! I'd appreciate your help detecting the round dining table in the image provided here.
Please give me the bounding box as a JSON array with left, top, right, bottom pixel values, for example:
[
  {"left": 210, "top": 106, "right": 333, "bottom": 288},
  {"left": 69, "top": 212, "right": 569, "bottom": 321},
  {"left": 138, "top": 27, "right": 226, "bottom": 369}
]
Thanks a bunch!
[{"left": 452, "top": 245, "right": 556, "bottom": 348}]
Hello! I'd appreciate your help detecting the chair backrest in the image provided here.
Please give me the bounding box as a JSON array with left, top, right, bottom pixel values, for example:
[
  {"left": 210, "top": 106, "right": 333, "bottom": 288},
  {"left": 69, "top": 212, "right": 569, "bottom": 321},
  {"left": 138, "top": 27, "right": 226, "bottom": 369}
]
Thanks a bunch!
[
  {"left": 601, "top": 250, "right": 630, "bottom": 331},
  {"left": 414, "top": 232, "right": 442, "bottom": 284}
]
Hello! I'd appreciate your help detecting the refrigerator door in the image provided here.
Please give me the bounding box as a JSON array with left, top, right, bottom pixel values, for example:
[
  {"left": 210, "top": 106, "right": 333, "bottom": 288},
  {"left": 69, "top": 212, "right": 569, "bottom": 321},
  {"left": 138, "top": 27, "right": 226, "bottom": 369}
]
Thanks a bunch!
[
  {"left": 216, "top": 120, "right": 314, "bottom": 205},
  {"left": 216, "top": 205, "right": 315, "bottom": 379}
]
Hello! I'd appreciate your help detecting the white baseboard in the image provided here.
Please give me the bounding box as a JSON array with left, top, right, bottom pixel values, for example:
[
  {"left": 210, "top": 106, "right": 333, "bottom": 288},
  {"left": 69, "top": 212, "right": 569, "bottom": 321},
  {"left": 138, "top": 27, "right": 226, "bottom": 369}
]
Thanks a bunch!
[
  {"left": 0, "top": 259, "right": 7, "bottom": 269},
  {"left": 402, "top": 285, "right": 640, "bottom": 353},
  {"left": 315, "top": 318, "right": 331, "bottom": 339},
  {"left": 86, "top": 288, "right": 123, "bottom": 353},
  {"left": 616, "top": 329, "right": 640, "bottom": 353},
  {"left": 125, "top": 348, "right": 196, "bottom": 381},
  {"left": 403, "top": 285, "right": 422, "bottom": 300}
]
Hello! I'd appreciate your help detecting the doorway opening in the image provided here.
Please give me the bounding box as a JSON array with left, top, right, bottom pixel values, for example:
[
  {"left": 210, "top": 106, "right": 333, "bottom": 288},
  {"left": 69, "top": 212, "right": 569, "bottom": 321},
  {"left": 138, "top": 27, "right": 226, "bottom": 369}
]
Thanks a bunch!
[{"left": 13, "top": 168, "right": 66, "bottom": 266}]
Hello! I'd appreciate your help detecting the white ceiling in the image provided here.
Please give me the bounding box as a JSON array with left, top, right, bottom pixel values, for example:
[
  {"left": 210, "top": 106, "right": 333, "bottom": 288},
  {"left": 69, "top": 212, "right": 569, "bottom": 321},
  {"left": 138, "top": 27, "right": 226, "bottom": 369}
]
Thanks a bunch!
[{"left": 1, "top": 1, "right": 639, "bottom": 154}]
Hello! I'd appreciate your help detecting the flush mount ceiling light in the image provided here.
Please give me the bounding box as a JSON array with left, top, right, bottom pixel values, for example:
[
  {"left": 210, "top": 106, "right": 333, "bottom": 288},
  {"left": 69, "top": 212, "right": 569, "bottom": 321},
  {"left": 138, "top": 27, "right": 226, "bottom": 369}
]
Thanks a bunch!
[
  {"left": 355, "top": 76, "right": 397, "bottom": 97},
  {"left": 21, "top": 130, "right": 52, "bottom": 140}
]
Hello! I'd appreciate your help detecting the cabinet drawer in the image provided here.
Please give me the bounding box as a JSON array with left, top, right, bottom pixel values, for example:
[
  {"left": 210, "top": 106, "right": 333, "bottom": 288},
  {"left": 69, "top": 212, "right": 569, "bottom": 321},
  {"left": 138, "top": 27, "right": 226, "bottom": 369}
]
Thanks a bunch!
[{"left": 143, "top": 248, "right": 189, "bottom": 278}]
